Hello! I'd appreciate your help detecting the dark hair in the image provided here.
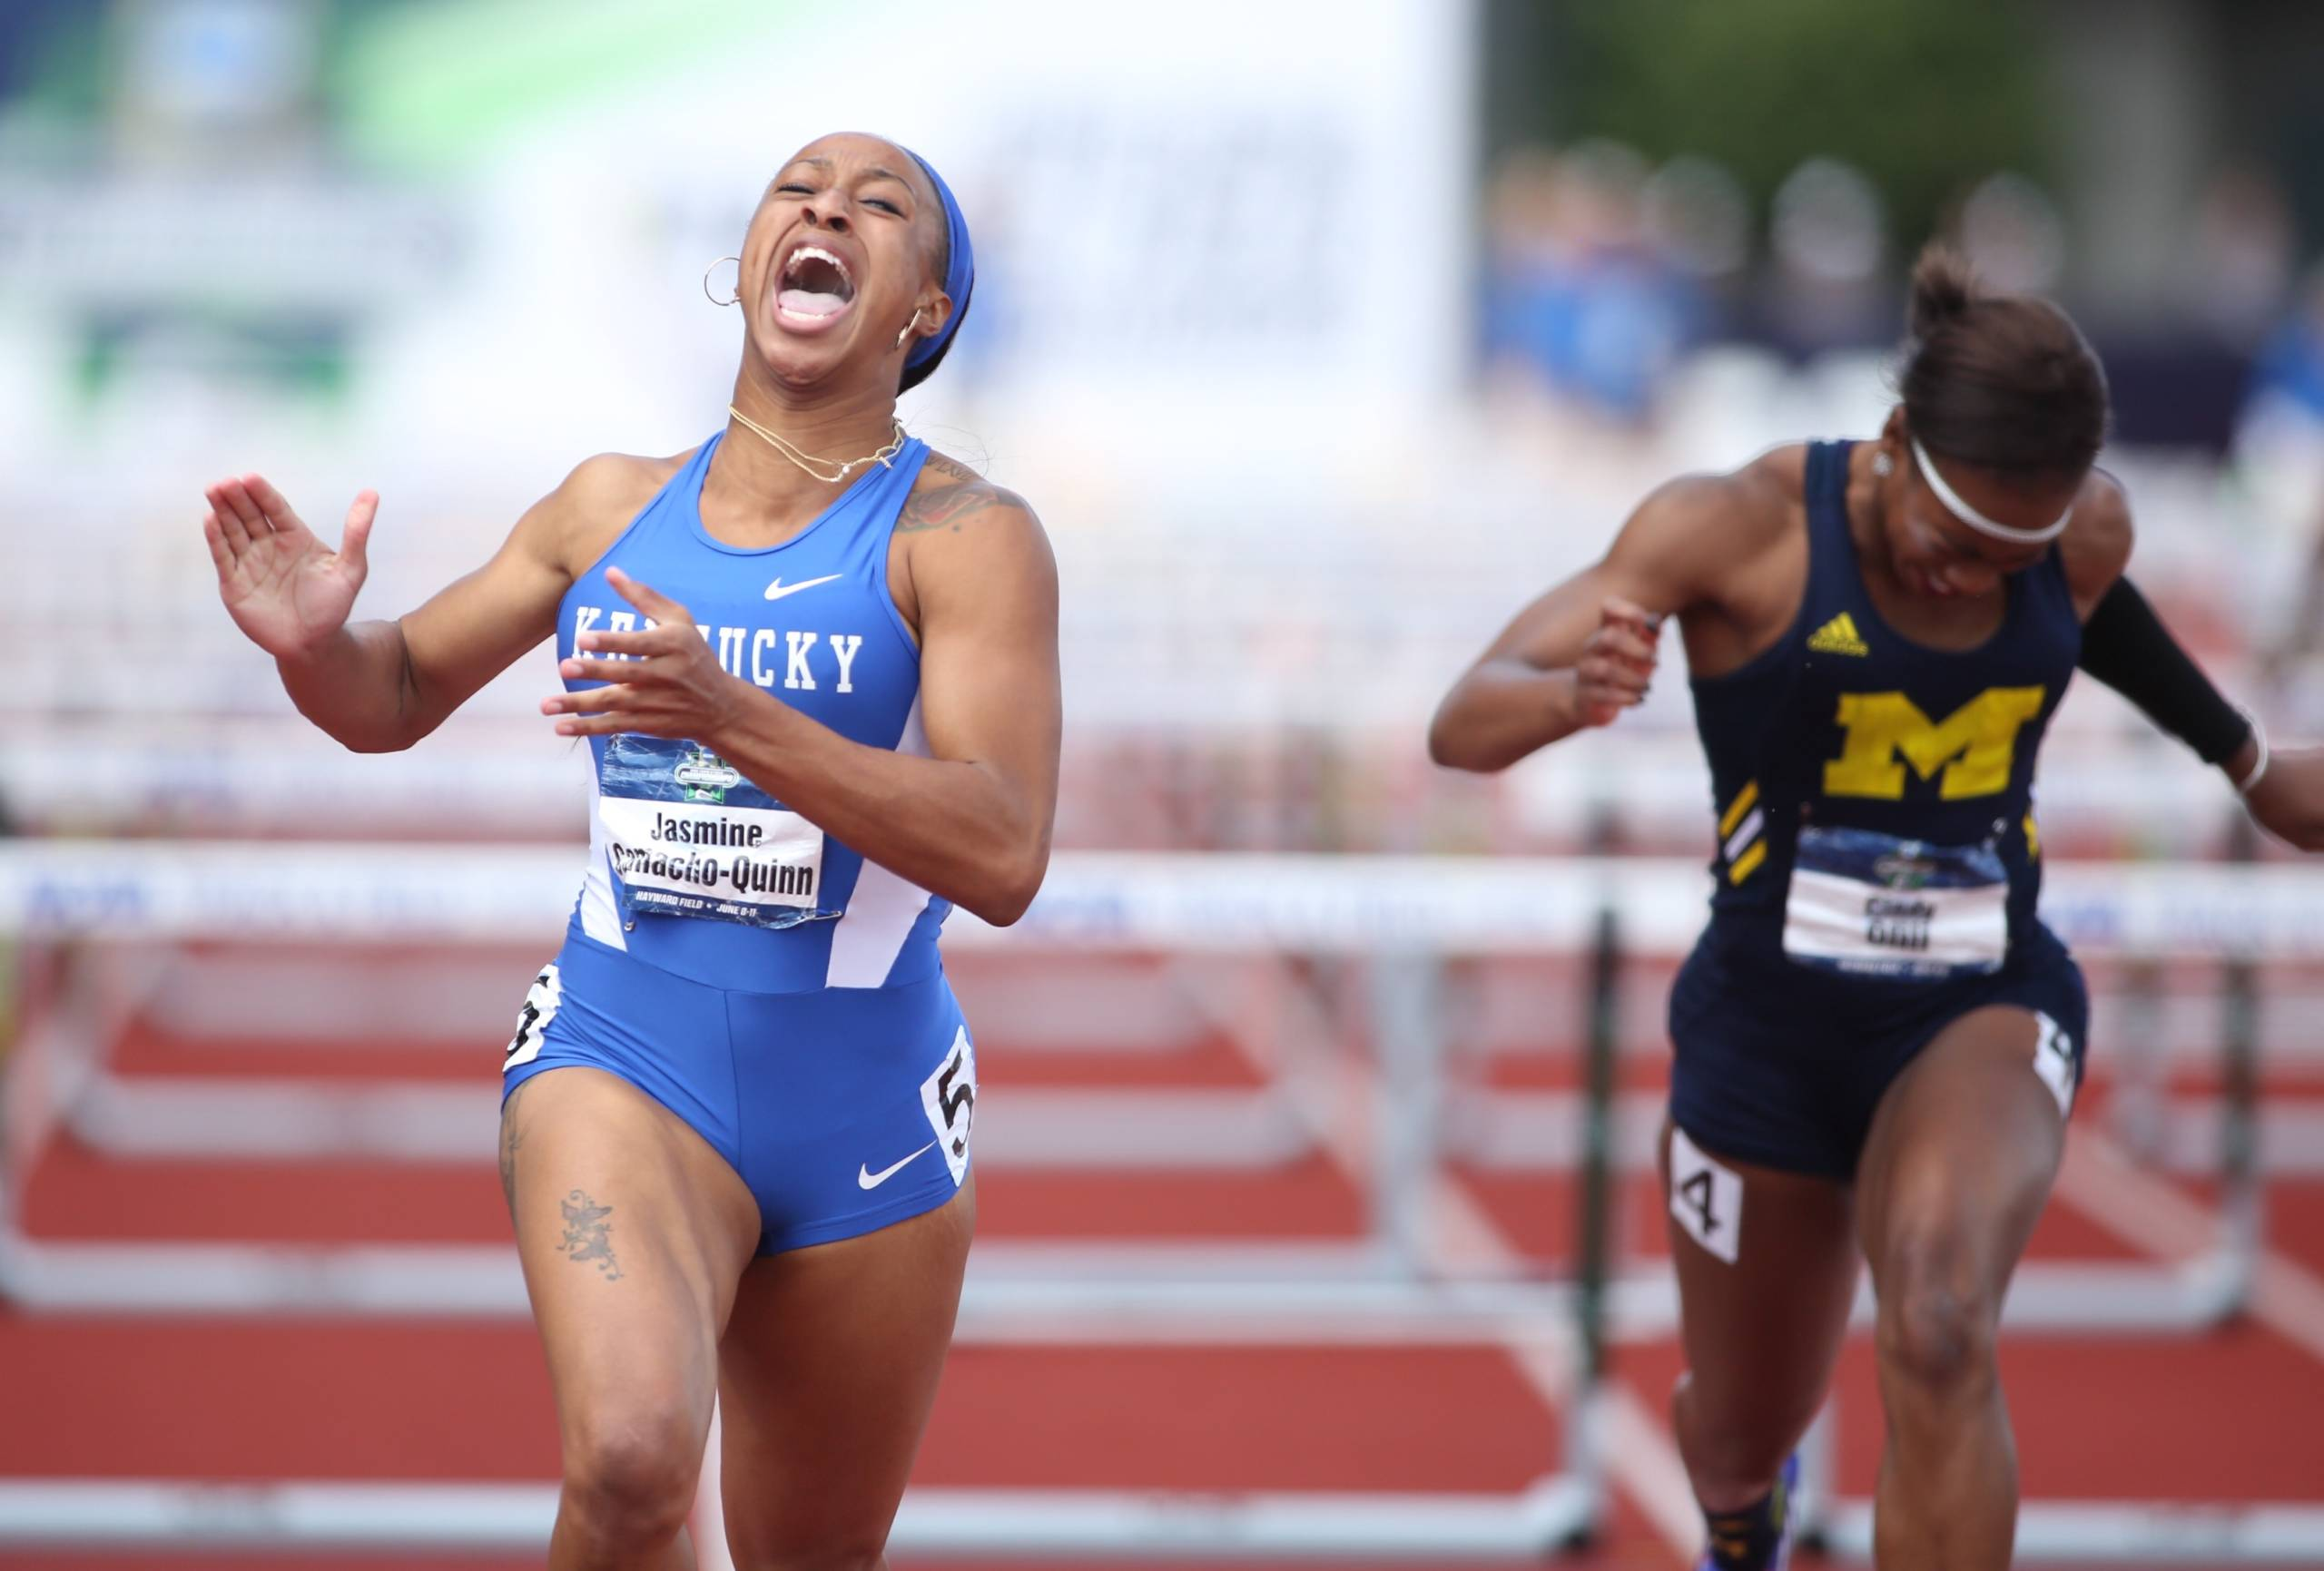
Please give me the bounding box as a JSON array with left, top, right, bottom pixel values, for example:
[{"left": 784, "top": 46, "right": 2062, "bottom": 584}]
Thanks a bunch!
[
  {"left": 897, "top": 190, "right": 970, "bottom": 394},
  {"left": 1896, "top": 245, "right": 2109, "bottom": 479}
]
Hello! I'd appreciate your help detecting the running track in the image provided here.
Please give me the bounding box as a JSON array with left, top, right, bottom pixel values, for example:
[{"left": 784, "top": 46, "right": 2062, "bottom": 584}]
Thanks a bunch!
[{"left": 5, "top": 948, "right": 2320, "bottom": 1570}]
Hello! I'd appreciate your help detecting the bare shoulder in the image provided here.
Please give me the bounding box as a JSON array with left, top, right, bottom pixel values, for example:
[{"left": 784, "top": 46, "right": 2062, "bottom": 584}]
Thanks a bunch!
[
  {"left": 1610, "top": 445, "right": 1802, "bottom": 572},
  {"left": 899, "top": 448, "right": 1041, "bottom": 538},
  {"left": 1726, "top": 443, "right": 1815, "bottom": 538},
  {"left": 562, "top": 450, "right": 685, "bottom": 515},
  {"left": 900, "top": 447, "right": 1054, "bottom": 575},
  {"left": 2058, "top": 466, "right": 2134, "bottom": 603},
  {"left": 551, "top": 450, "right": 687, "bottom": 532},
  {"left": 892, "top": 448, "right": 1056, "bottom": 634},
  {"left": 525, "top": 450, "right": 691, "bottom": 571}
]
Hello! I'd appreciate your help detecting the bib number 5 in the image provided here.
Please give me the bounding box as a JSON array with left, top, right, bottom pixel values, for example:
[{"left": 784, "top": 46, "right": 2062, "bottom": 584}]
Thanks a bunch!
[{"left": 920, "top": 1026, "right": 978, "bottom": 1184}]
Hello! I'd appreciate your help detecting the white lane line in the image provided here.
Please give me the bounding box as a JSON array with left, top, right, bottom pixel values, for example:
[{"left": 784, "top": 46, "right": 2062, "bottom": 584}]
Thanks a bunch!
[{"left": 2055, "top": 1128, "right": 2324, "bottom": 1365}]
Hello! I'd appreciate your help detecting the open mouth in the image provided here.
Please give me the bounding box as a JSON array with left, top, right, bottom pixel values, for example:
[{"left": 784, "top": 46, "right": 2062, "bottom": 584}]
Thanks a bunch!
[{"left": 774, "top": 244, "right": 856, "bottom": 330}]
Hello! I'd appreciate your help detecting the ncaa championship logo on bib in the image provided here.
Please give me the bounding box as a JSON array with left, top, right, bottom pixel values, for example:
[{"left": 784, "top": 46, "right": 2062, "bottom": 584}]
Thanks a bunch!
[
  {"left": 599, "top": 734, "right": 833, "bottom": 930},
  {"left": 1783, "top": 826, "right": 2007, "bottom": 979}
]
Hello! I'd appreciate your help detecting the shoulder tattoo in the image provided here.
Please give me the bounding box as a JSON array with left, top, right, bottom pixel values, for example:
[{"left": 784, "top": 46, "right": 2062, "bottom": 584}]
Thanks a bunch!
[{"left": 899, "top": 451, "right": 1031, "bottom": 535}]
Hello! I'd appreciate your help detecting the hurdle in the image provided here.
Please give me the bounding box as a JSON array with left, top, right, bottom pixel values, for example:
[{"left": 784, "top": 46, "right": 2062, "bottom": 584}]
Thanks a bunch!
[
  {"left": 0, "top": 844, "right": 1642, "bottom": 1557},
  {"left": 3, "top": 843, "right": 2320, "bottom": 1556}
]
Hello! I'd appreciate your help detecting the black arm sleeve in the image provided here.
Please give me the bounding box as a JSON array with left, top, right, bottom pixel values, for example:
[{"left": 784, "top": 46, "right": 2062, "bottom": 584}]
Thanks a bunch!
[{"left": 2078, "top": 576, "right": 2253, "bottom": 766}]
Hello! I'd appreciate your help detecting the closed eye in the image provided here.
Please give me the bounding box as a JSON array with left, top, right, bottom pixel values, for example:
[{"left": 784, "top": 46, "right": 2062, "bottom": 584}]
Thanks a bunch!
[
  {"left": 865, "top": 197, "right": 901, "bottom": 214},
  {"left": 775, "top": 182, "right": 813, "bottom": 196}
]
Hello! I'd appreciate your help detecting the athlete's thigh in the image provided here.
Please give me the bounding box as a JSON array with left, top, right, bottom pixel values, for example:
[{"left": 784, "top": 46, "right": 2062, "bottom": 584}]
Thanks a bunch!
[
  {"left": 1662, "top": 1120, "right": 1860, "bottom": 1432},
  {"left": 716, "top": 1180, "right": 975, "bottom": 1564},
  {"left": 503, "top": 1065, "right": 762, "bottom": 1455},
  {"left": 1853, "top": 1005, "right": 2068, "bottom": 1298}
]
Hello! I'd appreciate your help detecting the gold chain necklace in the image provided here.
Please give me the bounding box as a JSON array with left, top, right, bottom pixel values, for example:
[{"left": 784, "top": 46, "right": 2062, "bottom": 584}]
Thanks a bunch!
[{"left": 725, "top": 405, "right": 907, "bottom": 485}]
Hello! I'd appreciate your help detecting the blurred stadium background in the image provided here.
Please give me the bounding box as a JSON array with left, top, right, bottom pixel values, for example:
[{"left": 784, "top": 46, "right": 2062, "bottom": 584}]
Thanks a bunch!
[{"left": 3, "top": 0, "right": 2324, "bottom": 1566}]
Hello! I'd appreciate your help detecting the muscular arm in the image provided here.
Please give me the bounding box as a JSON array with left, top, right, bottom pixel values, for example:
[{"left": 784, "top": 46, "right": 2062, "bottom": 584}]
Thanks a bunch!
[
  {"left": 1427, "top": 471, "right": 1771, "bottom": 772},
  {"left": 276, "top": 457, "right": 648, "bottom": 751},
  {"left": 587, "top": 478, "right": 1063, "bottom": 927},
  {"left": 2059, "top": 475, "right": 2324, "bottom": 847},
  {"left": 2060, "top": 476, "right": 2270, "bottom": 784}
]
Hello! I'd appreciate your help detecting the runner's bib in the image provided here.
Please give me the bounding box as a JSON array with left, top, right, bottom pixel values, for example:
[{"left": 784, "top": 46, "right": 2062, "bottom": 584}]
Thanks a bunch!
[
  {"left": 1782, "top": 826, "right": 2007, "bottom": 979},
  {"left": 598, "top": 734, "right": 836, "bottom": 931}
]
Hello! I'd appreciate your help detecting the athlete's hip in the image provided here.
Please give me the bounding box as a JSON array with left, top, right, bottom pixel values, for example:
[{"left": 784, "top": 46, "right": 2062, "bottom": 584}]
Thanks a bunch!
[
  {"left": 501, "top": 928, "right": 979, "bottom": 1257},
  {"left": 1672, "top": 914, "right": 2083, "bottom": 1050},
  {"left": 507, "top": 926, "right": 968, "bottom": 1091}
]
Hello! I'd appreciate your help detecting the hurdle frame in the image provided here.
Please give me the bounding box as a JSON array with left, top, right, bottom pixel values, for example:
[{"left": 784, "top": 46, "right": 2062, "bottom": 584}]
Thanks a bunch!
[{"left": 3, "top": 844, "right": 2322, "bottom": 1558}]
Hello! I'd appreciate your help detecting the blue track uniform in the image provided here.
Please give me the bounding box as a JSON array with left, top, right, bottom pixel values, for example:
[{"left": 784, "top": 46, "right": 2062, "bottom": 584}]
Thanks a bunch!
[
  {"left": 1669, "top": 441, "right": 2088, "bottom": 1179},
  {"left": 504, "top": 432, "right": 976, "bottom": 1252}
]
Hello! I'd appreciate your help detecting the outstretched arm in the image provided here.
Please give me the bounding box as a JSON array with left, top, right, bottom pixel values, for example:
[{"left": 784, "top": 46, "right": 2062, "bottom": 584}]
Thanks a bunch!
[
  {"left": 202, "top": 458, "right": 642, "bottom": 752},
  {"left": 546, "top": 501, "right": 1062, "bottom": 928},
  {"left": 2063, "top": 480, "right": 2324, "bottom": 850},
  {"left": 2082, "top": 580, "right": 2324, "bottom": 850}
]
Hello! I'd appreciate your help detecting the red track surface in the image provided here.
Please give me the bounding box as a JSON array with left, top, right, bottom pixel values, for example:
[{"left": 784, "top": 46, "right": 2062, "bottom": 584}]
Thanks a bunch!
[{"left": 5, "top": 957, "right": 2320, "bottom": 1570}]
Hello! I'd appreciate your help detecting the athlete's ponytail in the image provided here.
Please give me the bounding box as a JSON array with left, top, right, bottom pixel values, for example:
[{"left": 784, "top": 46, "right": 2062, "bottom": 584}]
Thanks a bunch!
[
  {"left": 1905, "top": 247, "right": 1976, "bottom": 341},
  {"left": 1896, "top": 243, "right": 2109, "bottom": 480}
]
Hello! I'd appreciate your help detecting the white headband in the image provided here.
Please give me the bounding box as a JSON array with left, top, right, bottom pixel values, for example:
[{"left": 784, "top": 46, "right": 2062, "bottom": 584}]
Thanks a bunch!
[{"left": 1909, "top": 437, "right": 2073, "bottom": 545}]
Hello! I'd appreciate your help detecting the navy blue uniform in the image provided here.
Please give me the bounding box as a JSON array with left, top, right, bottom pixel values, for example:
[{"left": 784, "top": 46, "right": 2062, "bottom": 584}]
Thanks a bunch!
[{"left": 1669, "top": 441, "right": 2088, "bottom": 1179}]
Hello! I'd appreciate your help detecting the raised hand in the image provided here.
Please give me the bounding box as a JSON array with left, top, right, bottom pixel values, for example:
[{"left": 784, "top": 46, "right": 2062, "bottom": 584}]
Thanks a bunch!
[
  {"left": 544, "top": 568, "right": 749, "bottom": 742},
  {"left": 202, "top": 475, "right": 377, "bottom": 659},
  {"left": 1575, "top": 596, "right": 1662, "bottom": 727}
]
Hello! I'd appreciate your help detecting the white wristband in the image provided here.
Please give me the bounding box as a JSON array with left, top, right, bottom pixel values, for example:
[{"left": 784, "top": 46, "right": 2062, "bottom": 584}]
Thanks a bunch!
[{"left": 2233, "top": 713, "right": 2270, "bottom": 795}]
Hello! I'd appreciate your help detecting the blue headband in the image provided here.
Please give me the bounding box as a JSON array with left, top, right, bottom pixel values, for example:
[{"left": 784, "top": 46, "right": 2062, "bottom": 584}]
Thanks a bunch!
[{"left": 902, "top": 148, "right": 973, "bottom": 372}]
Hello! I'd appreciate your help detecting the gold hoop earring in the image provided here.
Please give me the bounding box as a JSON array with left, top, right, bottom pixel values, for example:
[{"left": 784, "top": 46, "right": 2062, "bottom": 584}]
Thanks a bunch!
[
  {"left": 703, "top": 256, "right": 741, "bottom": 308},
  {"left": 895, "top": 308, "right": 923, "bottom": 350}
]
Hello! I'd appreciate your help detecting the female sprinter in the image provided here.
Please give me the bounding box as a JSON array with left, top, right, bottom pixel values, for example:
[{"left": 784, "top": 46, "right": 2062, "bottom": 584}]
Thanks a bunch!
[
  {"left": 201, "top": 133, "right": 1059, "bottom": 1570},
  {"left": 1432, "top": 248, "right": 2323, "bottom": 1571}
]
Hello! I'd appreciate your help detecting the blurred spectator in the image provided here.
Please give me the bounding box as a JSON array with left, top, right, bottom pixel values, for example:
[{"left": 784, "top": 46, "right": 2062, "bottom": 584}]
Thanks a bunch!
[
  {"left": 1482, "top": 141, "right": 1709, "bottom": 423},
  {"left": 2182, "top": 166, "right": 2297, "bottom": 350},
  {"left": 2249, "top": 266, "right": 2324, "bottom": 707},
  {"left": 2093, "top": 167, "right": 2295, "bottom": 454},
  {"left": 1958, "top": 172, "right": 2066, "bottom": 296},
  {"left": 1642, "top": 153, "right": 1751, "bottom": 309},
  {"left": 1758, "top": 157, "right": 1894, "bottom": 360},
  {"left": 2251, "top": 263, "right": 2324, "bottom": 427}
]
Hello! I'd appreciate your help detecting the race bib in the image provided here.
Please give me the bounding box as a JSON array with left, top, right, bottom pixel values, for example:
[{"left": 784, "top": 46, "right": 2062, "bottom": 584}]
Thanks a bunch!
[
  {"left": 920, "top": 1026, "right": 978, "bottom": 1185},
  {"left": 1782, "top": 825, "right": 2007, "bottom": 979},
  {"left": 598, "top": 734, "right": 836, "bottom": 930}
]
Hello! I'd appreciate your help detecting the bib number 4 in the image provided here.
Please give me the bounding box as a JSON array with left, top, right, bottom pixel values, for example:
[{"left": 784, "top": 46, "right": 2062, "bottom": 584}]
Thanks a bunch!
[{"left": 1669, "top": 1125, "right": 1742, "bottom": 1264}]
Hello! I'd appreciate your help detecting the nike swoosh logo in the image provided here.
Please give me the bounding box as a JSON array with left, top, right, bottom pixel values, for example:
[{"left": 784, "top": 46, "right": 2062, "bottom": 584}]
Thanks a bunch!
[
  {"left": 764, "top": 573, "right": 842, "bottom": 602},
  {"left": 857, "top": 1143, "right": 935, "bottom": 1190}
]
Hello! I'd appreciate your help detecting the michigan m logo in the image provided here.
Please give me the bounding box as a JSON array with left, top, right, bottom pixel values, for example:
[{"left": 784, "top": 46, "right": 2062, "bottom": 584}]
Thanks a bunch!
[{"left": 1824, "top": 687, "right": 2047, "bottom": 801}]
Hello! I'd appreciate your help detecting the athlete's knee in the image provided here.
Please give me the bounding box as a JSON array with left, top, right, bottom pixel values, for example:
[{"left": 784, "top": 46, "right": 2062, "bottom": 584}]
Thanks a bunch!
[
  {"left": 1874, "top": 1240, "right": 2001, "bottom": 1400},
  {"left": 560, "top": 1410, "right": 701, "bottom": 1548}
]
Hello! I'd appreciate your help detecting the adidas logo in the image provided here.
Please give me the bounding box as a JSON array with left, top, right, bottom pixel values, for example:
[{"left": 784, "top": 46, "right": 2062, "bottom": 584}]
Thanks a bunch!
[{"left": 1807, "top": 611, "right": 1871, "bottom": 657}]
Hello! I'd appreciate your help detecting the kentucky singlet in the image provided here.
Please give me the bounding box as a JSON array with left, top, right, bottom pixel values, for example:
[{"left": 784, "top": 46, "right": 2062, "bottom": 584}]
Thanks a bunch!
[
  {"left": 557, "top": 431, "right": 949, "bottom": 992},
  {"left": 1688, "top": 439, "right": 2082, "bottom": 978}
]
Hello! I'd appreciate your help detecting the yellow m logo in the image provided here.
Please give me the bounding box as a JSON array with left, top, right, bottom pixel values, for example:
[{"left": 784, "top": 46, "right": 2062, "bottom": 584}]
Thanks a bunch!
[{"left": 1824, "top": 686, "right": 2047, "bottom": 801}]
